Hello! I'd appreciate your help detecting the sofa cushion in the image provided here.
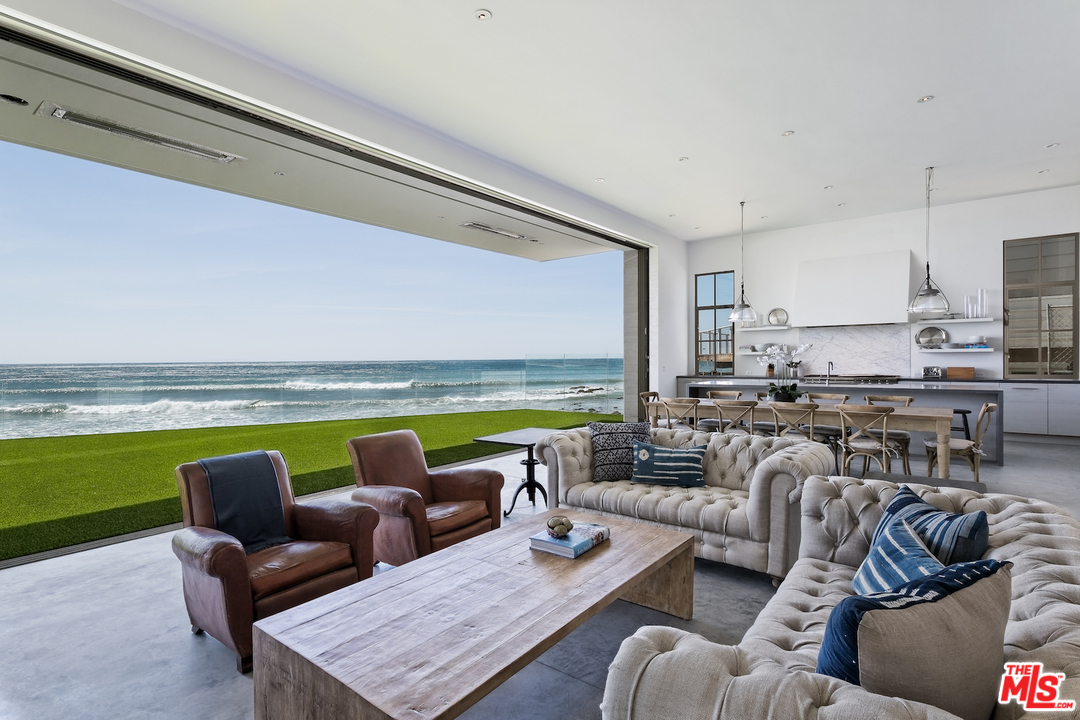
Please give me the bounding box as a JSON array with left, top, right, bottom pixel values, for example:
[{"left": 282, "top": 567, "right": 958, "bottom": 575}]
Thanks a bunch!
[
  {"left": 851, "top": 518, "right": 944, "bottom": 595},
  {"left": 817, "top": 559, "right": 1012, "bottom": 720},
  {"left": 874, "top": 485, "right": 989, "bottom": 565},
  {"left": 588, "top": 421, "right": 651, "bottom": 482},
  {"left": 631, "top": 440, "right": 706, "bottom": 487}
]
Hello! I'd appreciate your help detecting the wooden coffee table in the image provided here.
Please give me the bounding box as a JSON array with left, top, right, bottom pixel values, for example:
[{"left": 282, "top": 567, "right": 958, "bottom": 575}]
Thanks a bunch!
[{"left": 253, "top": 509, "right": 693, "bottom": 720}]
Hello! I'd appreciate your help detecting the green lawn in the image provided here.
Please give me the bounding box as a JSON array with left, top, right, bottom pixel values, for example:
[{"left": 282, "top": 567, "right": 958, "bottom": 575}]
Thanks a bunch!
[{"left": 0, "top": 409, "right": 617, "bottom": 561}]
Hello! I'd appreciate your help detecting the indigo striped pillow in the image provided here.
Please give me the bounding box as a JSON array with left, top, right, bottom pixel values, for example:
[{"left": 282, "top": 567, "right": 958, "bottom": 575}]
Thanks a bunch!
[
  {"left": 630, "top": 440, "right": 707, "bottom": 487},
  {"left": 851, "top": 519, "right": 944, "bottom": 595},
  {"left": 873, "top": 486, "right": 989, "bottom": 565}
]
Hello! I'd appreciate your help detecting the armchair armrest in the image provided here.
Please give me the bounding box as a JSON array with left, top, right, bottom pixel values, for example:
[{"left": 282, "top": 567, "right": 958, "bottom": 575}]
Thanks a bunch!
[
  {"left": 430, "top": 468, "right": 504, "bottom": 527},
  {"left": 535, "top": 428, "right": 593, "bottom": 505},
  {"left": 352, "top": 485, "right": 427, "bottom": 522},
  {"left": 601, "top": 626, "right": 958, "bottom": 720},
  {"left": 292, "top": 497, "right": 380, "bottom": 578},
  {"left": 171, "top": 526, "right": 247, "bottom": 579}
]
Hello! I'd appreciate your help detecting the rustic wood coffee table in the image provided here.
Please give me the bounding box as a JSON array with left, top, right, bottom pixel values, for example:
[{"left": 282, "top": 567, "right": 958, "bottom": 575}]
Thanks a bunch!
[{"left": 253, "top": 509, "right": 693, "bottom": 720}]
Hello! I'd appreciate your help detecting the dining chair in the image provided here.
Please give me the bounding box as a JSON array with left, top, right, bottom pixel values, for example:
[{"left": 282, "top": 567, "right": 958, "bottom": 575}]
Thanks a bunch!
[
  {"left": 698, "top": 390, "right": 744, "bottom": 431},
  {"left": 925, "top": 403, "right": 997, "bottom": 482},
  {"left": 837, "top": 404, "right": 904, "bottom": 476},
  {"left": 750, "top": 391, "right": 776, "bottom": 435},
  {"left": 710, "top": 399, "right": 759, "bottom": 434},
  {"left": 659, "top": 397, "right": 700, "bottom": 430},
  {"left": 805, "top": 392, "right": 849, "bottom": 472},
  {"left": 863, "top": 394, "right": 914, "bottom": 474},
  {"left": 769, "top": 401, "right": 829, "bottom": 444},
  {"left": 640, "top": 391, "right": 661, "bottom": 426}
]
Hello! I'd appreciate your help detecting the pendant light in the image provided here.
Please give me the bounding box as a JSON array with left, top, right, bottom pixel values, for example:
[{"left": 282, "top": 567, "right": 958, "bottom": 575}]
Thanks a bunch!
[
  {"left": 908, "top": 167, "right": 950, "bottom": 314},
  {"left": 729, "top": 201, "right": 758, "bottom": 323}
]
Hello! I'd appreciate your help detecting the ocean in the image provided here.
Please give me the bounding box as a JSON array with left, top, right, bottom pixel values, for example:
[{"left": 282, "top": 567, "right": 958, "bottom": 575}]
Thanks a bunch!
[{"left": 0, "top": 358, "right": 624, "bottom": 440}]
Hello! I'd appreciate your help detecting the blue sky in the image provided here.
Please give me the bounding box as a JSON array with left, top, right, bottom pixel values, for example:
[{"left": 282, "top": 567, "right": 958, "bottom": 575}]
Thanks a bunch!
[{"left": 0, "top": 141, "right": 623, "bottom": 363}]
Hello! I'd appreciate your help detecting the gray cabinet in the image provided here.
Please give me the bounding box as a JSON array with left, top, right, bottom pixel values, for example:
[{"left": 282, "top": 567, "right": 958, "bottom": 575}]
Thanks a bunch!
[
  {"left": 1001, "top": 383, "right": 1048, "bottom": 434},
  {"left": 1048, "top": 385, "right": 1080, "bottom": 437}
]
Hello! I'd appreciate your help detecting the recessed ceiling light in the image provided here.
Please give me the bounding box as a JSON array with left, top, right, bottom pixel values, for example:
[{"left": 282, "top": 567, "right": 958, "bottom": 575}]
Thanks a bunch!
[
  {"left": 668, "top": 214, "right": 676, "bottom": 217},
  {"left": 823, "top": 185, "right": 833, "bottom": 190},
  {"left": 475, "top": 9, "right": 492, "bottom": 20},
  {"left": 0, "top": 94, "right": 28, "bottom": 106},
  {"left": 837, "top": 203, "right": 846, "bottom": 207},
  {"left": 760, "top": 216, "right": 768, "bottom": 220},
  {"left": 918, "top": 95, "right": 934, "bottom": 103},
  {"left": 694, "top": 226, "right": 701, "bottom": 230},
  {"left": 678, "top": 157, "right": 689, "bottom": 162},
  {"left": 1045, "top": 143, "right": 1060, "bottom": 149},
  {"left": 273, "top": 171, "right": 286, "bottom": 176},
  {"left": 1038, "top": 169, "right": 1050, "bottom": 174},
  {"left": 437, "top": 215, "right": 445, "bottom": 219},
  {"left": 595, "top": 177, "right": 604, "bottom": 182},
  {"left": 781, "top": 130, "right": 795, "bottom": 137}
]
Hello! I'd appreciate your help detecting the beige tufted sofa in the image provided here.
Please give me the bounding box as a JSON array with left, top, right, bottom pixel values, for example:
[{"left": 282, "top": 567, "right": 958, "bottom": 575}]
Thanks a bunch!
[
  {"left": 535, "top": 428, "right": 835, "bottom": 579},
  {"left": 602, "top": 475, "right": 1080, "bottom": 719}
]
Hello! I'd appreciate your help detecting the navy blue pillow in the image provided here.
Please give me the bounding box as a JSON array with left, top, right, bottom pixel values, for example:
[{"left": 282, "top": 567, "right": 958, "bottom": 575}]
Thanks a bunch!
[
  {"left": 630, "top": 440, "right": 707, "bottom": 487},
  {"left": 873, "top": 486, "right": 989, "bottom": 565},
  {"left": 817, "top": 559, "right": 1010, "bottom": 685},
  {"left": 851, "top": 518, "right": 944, "bottom": 595}
]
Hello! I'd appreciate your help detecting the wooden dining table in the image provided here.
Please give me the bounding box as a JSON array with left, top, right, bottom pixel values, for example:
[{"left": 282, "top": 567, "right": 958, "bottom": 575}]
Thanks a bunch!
[{"left": 646, "top": 400, "right": 957, "bottom": 479}]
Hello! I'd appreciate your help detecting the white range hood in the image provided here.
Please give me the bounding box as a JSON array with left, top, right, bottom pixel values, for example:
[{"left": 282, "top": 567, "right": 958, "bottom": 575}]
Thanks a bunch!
[{"left": 791, "top": 249, "right": 913, "bottom": 327}]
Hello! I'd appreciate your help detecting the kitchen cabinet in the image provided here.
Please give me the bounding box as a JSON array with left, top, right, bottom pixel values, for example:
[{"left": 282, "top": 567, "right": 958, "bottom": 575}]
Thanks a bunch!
[
  {"left": 1001, "top": 383, "right": 1048, "bottom": 434},
  {"left": 1048, "top": 385, "right": 1080, "bottom": 437}
]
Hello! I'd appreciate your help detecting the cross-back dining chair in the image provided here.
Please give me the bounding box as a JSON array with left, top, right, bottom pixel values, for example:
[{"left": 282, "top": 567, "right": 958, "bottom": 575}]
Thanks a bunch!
[
  {"left": 837, "top": 404, "right": 903, "bottom": 476},
  {"left": 925, "top": 402, "right": 998, "bottom": 482},
  {"left": 863, "top": 395, "right": 915, "bottom": 473}
]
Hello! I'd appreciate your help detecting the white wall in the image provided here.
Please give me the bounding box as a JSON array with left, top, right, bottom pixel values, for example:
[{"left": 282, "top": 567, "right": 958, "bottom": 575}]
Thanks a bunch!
[{"left": 688, "top": 184, "right": 1080, "bottom": 380}]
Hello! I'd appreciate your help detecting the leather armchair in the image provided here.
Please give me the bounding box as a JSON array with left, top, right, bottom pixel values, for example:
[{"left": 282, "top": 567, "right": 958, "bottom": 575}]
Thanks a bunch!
[
  {"left": 172, "top": 450, "right": 379, "bottom": 673},
  {"left": 347, "top": 429, "right": 504, "bottom": 566}
]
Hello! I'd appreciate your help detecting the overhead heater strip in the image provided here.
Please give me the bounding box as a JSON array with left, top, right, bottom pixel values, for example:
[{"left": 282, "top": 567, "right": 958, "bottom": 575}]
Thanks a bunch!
[
  {"left": 34, "top": 101, "right": 244, "bottom": 164},
  {"left": 459, "top": 222, "right": 537, "bottom": 242}
]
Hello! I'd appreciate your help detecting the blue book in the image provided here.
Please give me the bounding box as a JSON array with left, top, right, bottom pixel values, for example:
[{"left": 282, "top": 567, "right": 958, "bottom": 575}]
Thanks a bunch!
[{"left": 529, "top": 522, "right": 610, "bottom": 558}]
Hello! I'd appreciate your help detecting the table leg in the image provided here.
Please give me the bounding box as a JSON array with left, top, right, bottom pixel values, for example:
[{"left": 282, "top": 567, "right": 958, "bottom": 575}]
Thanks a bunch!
[
  {"left": 620, "top": 541, "right": 694, "bottom": 620},
  {"left": 503, "top": 446, "right": 549, "bottom": 516},
  {"left": 936, "top": 419, "right": 951, "bottom": 479}
]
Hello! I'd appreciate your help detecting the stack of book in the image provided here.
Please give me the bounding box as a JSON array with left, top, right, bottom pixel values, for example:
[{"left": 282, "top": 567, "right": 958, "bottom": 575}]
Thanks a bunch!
[{"left": 530, "top": 522, "right": 610, "bottom": 558}]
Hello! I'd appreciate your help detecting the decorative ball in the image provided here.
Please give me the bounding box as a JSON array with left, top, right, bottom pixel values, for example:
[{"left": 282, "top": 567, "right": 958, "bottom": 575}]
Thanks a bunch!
[{"left": 546, "top": 515, "right": 574, "bottom": 538}]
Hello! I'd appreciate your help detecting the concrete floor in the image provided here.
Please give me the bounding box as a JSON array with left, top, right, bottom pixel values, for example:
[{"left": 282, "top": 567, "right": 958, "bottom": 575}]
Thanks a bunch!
[{"left": 1, "top": 434, "right": 1077, "bottom": 720}]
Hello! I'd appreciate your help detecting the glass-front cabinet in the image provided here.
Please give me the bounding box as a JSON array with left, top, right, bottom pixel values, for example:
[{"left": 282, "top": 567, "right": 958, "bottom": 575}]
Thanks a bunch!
[{"left": 1004, "top": 234, "right": 1078, "bottom": 379}]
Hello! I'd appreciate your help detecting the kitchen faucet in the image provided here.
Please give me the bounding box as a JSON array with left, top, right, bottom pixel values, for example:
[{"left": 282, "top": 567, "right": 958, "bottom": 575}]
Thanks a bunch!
[{"left": 827, "top": 361, "right": 834, "bottom": 385}]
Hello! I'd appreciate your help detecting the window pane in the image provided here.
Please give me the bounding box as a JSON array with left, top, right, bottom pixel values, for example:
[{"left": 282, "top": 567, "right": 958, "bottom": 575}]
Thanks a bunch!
[
  {"left": 1045, "top": 286, "right": 1075, "bottom": 376},
  {"left": 697, "top": 274, "right": 714, "bottom": 306},
  {"left": 1006, "top": 288, "right": 1040, "bottom": 376},
  {"left": 716, "top": 272, "right": 735, "bottom": 306},
  {"left": 1042, "top": 236, "right": 1076, "bottom": 284},
  {"left": 1005, "top": 240, "right": 1040, "bottom": 285}
]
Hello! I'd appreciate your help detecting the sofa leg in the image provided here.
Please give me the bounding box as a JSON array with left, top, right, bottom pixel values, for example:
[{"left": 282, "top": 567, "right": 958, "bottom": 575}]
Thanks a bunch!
[
  {"left": 770, "top": 576, "right": 782, "bottom": 588},
  {"left": 237, "top": 655, "right": 252, "bottom": 674},
  {"left": 191, "top": 625, "right": 203, "bottom": 635}
]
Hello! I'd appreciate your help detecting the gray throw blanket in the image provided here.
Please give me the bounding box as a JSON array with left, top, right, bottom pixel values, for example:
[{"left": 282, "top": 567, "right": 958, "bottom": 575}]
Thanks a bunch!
[{"left": 199, "top": 450, "right": 292, "bottom": 554}]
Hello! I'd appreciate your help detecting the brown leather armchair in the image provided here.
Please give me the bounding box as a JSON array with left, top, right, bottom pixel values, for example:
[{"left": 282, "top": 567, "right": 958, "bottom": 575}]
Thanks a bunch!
[
  {"left": 172, "top": 450, "right": 379, "bottom": 673},
  {"left": 347, "top": 429, "right": 504, "bottom": 566}
]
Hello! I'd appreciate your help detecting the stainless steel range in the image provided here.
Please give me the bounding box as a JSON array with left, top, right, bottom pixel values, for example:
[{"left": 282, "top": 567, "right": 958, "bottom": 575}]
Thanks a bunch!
[{"left": 801, "top": 374, "right": 901, "bottom": 385}]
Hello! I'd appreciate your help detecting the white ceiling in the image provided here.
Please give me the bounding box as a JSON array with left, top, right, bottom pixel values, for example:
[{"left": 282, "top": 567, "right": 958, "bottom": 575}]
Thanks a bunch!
[{"left": 101, "top": 0, "right": 1080, "bottom": 241}]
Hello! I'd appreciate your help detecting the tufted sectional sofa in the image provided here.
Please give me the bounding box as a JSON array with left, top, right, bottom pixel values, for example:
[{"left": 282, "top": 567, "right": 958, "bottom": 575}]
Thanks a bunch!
[
  {"left": 535, "top": 428, "right": 835, "bottom": 579},
  {"left": 602, "top": 475, "right": 1080, "bottom": 719}
]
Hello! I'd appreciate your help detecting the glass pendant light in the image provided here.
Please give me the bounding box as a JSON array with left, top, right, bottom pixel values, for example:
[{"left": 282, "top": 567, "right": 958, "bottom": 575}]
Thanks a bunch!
[
  {"left": 729, "top": 201, "right": 757, "bottom": 323},
  {"left": 908, "top": 167, "right": 950, "bottom": 314}
]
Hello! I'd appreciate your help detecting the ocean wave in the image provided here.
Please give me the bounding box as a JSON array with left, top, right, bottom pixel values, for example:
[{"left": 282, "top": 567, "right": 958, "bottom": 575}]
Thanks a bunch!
[
  {"left": 282, "top": 380, "right": 416, "bottom": 391},
  {"left": 64, "top": 399, "right": 261, "bottom": 415}
]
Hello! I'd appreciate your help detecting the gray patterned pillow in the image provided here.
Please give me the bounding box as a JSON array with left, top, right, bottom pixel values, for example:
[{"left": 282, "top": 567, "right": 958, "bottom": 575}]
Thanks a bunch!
[{"left": 588, "top": 421, "right": 651, "bottom": 482}]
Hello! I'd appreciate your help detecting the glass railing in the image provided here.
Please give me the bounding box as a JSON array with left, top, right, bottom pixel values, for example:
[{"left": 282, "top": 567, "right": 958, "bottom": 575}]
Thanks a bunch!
[{"left": 0, "top": 358, "right": 625, "bottom": 440}]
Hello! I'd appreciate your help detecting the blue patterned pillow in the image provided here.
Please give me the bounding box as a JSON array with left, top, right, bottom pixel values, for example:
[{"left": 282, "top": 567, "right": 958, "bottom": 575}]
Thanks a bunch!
[
  {"left": 630, "top": 440, "right": 707, "bottom": 487},
  {"left": 873, "top": 486, "right": 989, "bottom": 565},
  {"left": 588, "top": 422, "right": 652, "bottom": 482},
  {"left": 851, "top": 518, "right": 944, "bottom": 595},
  {"left": 817, "top": 560, "right": 1012, "bottom": 720}
]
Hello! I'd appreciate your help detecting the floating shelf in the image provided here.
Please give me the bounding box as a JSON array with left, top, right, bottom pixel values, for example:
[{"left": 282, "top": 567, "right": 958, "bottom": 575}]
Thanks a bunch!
[
  {"left": 739, "top": 325, "right": 790, "bottom": 332},
  {"left": 914, "top": 317, "right": 996, "bottom": 325},
  {"left": 917, "top": 348, "right": 995, "bottom": 353},
  {"left": 737, "top": 351, "right": 766, "bottom": 356}
]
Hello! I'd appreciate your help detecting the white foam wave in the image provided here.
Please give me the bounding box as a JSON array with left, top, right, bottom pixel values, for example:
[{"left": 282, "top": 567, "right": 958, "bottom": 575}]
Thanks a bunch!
[
  {"left": 63, "top": 399, "right": 260, "bottom": 415},
  {"left": 283, "top": 380, "right": 415, "bottom": 391}
]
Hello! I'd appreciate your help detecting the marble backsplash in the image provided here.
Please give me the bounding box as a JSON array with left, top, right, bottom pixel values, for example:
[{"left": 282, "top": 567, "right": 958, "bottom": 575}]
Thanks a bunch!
[{"left": 796, "top": 325, "right": 910, "bottom": 377}]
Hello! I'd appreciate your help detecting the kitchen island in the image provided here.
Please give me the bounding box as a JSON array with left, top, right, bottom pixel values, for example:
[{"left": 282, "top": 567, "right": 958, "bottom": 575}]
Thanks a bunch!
[{"left": 676, "top": 376, "right": 1004, "bottom": 465}]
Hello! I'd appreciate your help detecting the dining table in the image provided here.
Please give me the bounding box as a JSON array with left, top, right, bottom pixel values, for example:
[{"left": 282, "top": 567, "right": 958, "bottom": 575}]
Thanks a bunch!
[{"left": 646, "top": 400, "right": 957, "bottom": 479}]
